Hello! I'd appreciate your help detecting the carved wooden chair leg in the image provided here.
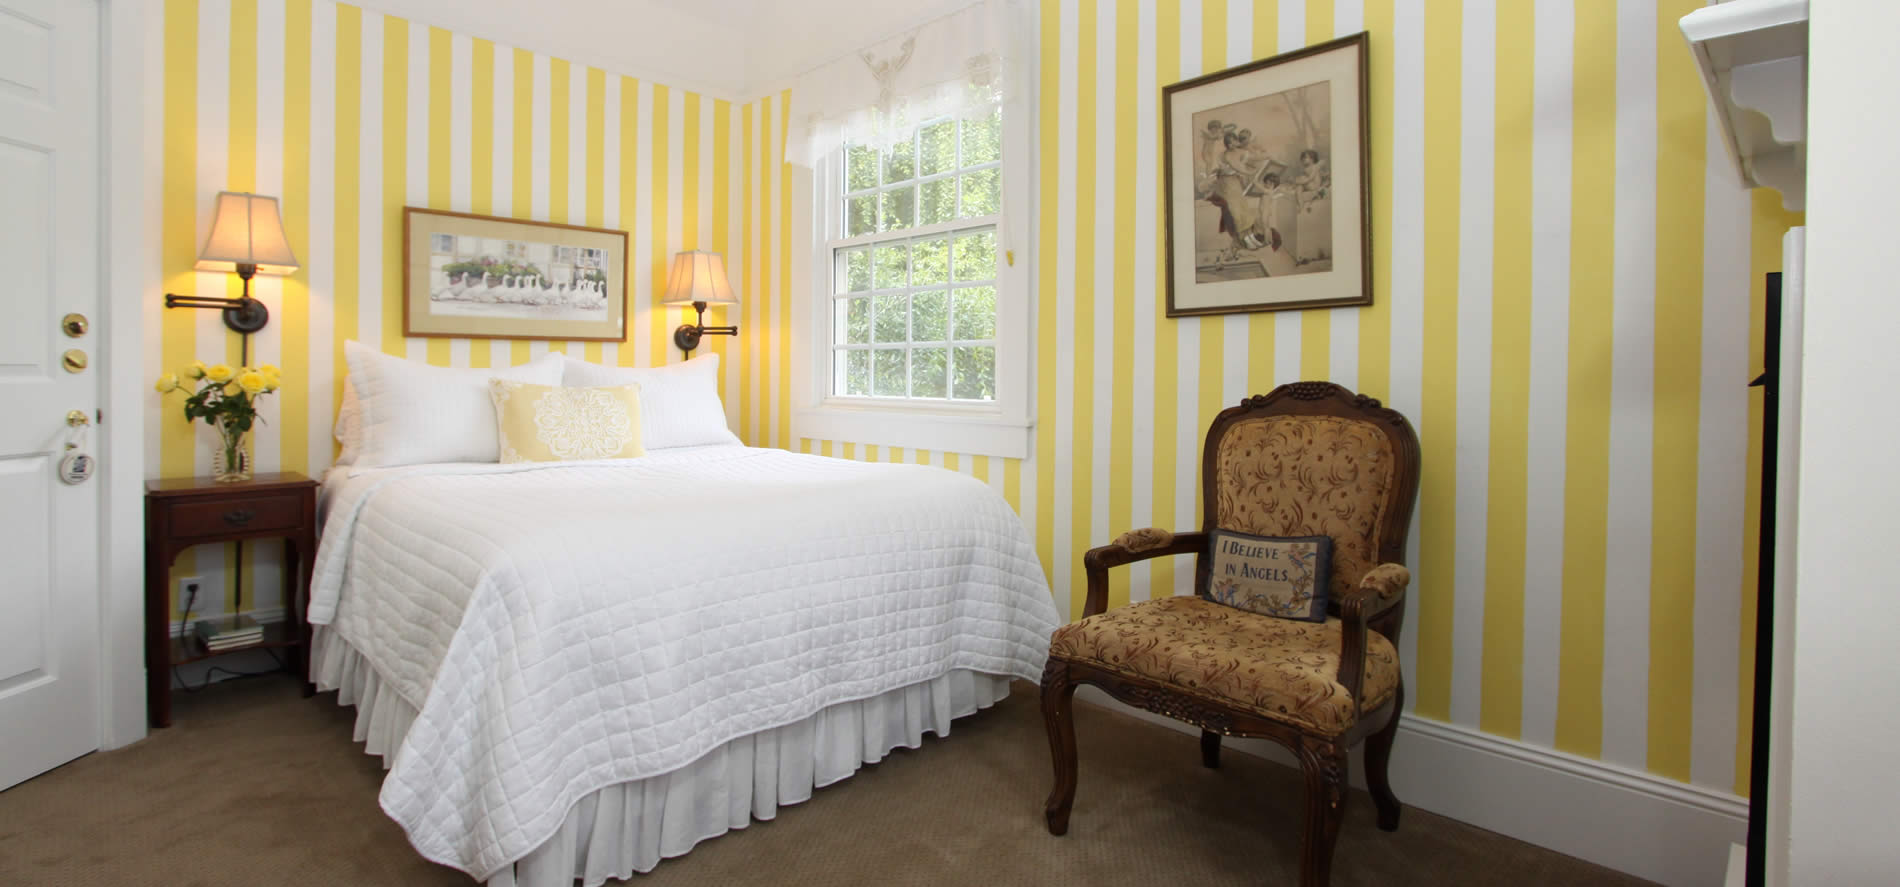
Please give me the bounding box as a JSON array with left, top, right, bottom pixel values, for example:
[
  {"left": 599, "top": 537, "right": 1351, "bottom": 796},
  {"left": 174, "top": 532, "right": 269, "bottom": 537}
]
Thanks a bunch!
[
  {"left": 1297, "top": 739, "right": 1350, "bottom": 887},
  {"left": 1364, "top": 684, "right": 1405, "bottom": 832},
  {"left": 1200, "top": 729, "right": 1222, "bottom": 769},
  {"left": 1040, "top": 661, "right": 1080, "bottom": 836}
]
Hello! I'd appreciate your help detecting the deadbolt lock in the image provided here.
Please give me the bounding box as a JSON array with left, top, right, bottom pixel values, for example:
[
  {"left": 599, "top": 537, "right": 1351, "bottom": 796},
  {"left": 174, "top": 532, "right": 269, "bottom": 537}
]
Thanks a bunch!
[
  {"left": 61, "top": 349, "right": 88, "bottom": 373},
  {"left": 61, "top": 313, "right": 88, "bottom": 338}
]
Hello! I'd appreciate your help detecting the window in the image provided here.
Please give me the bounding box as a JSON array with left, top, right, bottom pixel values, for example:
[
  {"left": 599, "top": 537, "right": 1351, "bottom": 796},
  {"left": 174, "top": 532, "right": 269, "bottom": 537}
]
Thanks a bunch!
[
  {"left": 829, "top": 108, "right": 1002, "bottom": 403},
  {"left": 796, "top": 75, "right": 1031, "bottom": 459}
]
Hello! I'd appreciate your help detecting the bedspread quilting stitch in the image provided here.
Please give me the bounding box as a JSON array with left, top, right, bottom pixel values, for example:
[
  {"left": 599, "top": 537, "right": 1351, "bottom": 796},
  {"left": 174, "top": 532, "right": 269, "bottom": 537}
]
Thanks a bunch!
[{"left": 309, "top": 446, "right": 1059, "bottom": 879}]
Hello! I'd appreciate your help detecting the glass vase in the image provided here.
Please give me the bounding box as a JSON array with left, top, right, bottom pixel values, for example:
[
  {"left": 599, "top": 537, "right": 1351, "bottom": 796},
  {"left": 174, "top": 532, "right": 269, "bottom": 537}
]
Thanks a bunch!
[{"left": 211, "top": 422, "right": 252, "bottom": 483}]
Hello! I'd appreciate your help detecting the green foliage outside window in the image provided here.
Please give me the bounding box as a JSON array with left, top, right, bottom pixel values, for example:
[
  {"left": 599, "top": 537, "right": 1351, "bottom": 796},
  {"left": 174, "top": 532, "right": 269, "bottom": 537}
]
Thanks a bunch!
[{"left": 835, "top": 105, "right": 1003, "bottom": 402}]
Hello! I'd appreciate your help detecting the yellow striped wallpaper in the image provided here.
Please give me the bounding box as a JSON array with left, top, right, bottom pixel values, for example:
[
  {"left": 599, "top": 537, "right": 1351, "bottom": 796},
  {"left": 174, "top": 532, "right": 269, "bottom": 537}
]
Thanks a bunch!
[
  {"left": 787, "top": 0, "right": 1800, "bottom": 798},
  {"left": 152, "top": 0, "right": 1802, "bottom": 802},
  {"left": 150, "top": 1, "right": 788, "bottom": 622}
]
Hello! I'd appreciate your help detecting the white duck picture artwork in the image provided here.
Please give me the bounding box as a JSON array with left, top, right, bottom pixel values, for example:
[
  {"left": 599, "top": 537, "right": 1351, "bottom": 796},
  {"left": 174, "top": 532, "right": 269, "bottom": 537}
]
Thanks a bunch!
[{"left": 425, "top": 233, "right": 615, "bottom": 322}]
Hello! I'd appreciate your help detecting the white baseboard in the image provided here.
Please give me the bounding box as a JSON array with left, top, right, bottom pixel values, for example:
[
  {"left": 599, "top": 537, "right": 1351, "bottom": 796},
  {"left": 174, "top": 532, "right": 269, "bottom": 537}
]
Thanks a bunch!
[
  {"left": 1725, "top": 843, "right": 1747, "bottom": 887},
  {"left": 1072, "top": 687, "right": 1745, "bottom": 887}
]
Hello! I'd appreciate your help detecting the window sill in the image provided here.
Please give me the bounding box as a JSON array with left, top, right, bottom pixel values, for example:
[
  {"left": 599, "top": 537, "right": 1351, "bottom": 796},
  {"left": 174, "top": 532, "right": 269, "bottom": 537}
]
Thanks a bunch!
[{"left": 793, "top": 404, "right": 1033, "bottom": 460}]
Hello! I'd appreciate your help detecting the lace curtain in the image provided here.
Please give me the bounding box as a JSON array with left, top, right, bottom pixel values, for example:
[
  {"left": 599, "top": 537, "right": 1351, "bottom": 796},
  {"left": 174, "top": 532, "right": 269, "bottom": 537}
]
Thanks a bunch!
[{"left": 785, "top": 0, "right": 1017, "bottom": 168}]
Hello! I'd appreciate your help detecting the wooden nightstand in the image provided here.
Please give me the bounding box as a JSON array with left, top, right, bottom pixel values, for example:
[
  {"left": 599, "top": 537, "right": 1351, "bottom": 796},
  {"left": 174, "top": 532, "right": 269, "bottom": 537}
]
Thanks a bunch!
[{"left": 145, "top": 472, "right": 319, "bottom": 727}]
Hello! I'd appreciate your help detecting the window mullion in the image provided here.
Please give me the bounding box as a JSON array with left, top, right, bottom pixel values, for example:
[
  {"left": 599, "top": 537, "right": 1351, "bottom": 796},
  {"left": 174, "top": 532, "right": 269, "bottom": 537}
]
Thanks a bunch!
[
  {"left": 954, "top": 115, "right": 963, "bottom": 175},
  {"left": 904, "top": 233, "right": 916, "bottom": 398},
  {"left": 828, "top": 106, "right": 1008, "bottom": 407},
  {"left": 946, "top": 275, "right": 958, "bottom": 393},
  {"left": 829, "top": 217, "right": 1000, "bottom": 252},
  {"left": 865, "top": 287, "right": 878, "bottom": 396}
]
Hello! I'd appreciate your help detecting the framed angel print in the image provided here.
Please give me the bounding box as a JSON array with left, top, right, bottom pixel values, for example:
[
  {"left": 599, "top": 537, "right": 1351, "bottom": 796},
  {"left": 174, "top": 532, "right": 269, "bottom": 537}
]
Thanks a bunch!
[{"left": 1162, "top": 32, "right": 1371, "bottom": 317}]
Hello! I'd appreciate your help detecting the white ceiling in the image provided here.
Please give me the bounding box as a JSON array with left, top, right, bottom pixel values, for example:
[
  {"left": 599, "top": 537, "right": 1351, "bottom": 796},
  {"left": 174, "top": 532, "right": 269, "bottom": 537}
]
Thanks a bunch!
[
  {"left": 639, "top": 0, "right": 769, "bottom": 25},
  {"left": 355, "top": 0, "right": 972, "bottom": 99}
]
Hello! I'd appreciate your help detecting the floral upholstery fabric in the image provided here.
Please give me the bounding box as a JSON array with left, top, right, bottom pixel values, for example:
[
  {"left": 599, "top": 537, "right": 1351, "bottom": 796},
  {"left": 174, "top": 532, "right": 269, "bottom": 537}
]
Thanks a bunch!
[
  {"left": 1113, "top": 527, "right": 1175, "bottom": 552},
  {"left": 1355, "top": 563, "right": 1411, "bottom": 605},
  {"left": 1049, "top": 595, "right": 1399, "bottom": 735},
  {"left": 1214, "top": 415, "right": 1396, "bottom": 601}
]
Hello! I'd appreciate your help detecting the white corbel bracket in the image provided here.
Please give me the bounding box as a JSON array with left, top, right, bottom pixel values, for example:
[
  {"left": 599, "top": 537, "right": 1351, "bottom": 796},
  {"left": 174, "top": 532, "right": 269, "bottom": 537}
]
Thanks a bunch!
[{"left": 1681, "top": 0, "right": 1808, "bottom": 211}]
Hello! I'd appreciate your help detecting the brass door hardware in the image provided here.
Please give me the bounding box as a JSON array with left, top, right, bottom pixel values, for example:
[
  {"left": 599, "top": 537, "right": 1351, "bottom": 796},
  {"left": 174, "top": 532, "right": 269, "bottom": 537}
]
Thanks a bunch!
[{"left": 62, "top": 313, "right": 88, "bottom": 337}]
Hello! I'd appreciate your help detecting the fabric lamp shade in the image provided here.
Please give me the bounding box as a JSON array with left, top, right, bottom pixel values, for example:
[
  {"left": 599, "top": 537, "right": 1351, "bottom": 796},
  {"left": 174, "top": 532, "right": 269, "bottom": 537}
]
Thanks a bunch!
[
  {"left": 195, "top": 191, "right": 300, "bottom": 276},
  {"left": 660, "top": 251, "right": 738, "bottom": 306}
]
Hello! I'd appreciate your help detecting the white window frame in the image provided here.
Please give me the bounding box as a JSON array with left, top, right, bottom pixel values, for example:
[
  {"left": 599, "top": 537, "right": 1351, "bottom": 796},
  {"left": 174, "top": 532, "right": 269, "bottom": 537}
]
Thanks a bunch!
[{"left": 792, "top": 30, "right": 1035, "bottom": 460}]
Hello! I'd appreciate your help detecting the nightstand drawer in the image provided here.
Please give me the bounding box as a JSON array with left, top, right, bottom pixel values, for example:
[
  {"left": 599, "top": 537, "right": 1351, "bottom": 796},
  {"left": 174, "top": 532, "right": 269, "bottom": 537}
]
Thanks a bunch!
[{"left": 168, "top": 494, "right": 305, "bottom": 538}]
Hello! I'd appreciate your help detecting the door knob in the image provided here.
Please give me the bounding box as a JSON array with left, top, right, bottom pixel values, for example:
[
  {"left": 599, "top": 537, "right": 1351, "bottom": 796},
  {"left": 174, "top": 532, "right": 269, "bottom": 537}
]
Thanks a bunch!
[
  {"left": 66, "top": 410, "right": 89, "bottom": 427},
  {"left": 62, "top": 313, "right": 88, "bottom": 337}
]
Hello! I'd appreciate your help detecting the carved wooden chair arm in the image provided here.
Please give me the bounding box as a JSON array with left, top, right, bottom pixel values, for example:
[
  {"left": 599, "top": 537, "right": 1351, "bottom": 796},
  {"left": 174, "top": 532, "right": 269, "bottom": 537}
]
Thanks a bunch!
[
  {"left": 1080, "top": 530, "right": 1207, "bottom": 618},
  {"left": 1350, "top": 563, "right": 1410, "bottom": 614},
  {"left": 1335, "top": 562, "right": 1411, "bottom": 712}
]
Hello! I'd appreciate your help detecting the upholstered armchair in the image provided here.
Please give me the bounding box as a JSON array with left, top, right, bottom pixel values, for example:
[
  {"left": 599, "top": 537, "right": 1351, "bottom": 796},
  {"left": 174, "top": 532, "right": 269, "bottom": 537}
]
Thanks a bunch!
[{"left": 1039, "top": 382, "right": 1421, "bottom": 887}]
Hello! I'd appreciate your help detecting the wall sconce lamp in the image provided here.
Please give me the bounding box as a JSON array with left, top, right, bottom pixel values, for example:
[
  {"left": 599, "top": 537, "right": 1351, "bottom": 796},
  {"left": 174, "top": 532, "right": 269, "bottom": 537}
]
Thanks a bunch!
[
  {"left": 660, "top": 250, "right": 740, "bottom": 356},
  {"left": 165, "top": 191, "right": 299, "bottom": 363}
]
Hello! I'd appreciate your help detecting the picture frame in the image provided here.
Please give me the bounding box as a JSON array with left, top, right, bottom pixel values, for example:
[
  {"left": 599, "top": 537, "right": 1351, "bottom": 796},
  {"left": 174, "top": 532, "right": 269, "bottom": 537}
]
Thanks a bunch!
[
  {"left": 1162, "top": 32, "right": 1371, "bottom": 317},
  {"left": 402, "top": 207, "right": 630, "bottom": 341}
]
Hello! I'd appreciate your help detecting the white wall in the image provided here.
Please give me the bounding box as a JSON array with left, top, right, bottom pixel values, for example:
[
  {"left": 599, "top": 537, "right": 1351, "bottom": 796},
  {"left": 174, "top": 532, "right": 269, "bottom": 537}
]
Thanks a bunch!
[{"left": 1785, "top": 0, "right": 1900, "bottom": 880}]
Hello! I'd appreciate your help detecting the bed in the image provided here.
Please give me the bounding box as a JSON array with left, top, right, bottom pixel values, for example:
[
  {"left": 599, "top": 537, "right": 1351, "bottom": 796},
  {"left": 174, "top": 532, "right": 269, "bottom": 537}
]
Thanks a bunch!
[{"left": 308, "top": 441, "right": 1059, "bottom": 886}]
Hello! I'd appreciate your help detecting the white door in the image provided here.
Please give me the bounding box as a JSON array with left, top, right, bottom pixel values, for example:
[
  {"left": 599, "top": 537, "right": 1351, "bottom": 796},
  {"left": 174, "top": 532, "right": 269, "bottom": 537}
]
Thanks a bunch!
[{"left": 0, "top": 0, "right": 102, "bottom": 791}]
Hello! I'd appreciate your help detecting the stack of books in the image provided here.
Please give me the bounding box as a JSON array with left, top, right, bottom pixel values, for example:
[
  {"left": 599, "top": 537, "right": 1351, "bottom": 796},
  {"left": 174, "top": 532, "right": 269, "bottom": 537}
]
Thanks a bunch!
[{"left": 194, "top": 614, "right": 265, "bottom": 652}]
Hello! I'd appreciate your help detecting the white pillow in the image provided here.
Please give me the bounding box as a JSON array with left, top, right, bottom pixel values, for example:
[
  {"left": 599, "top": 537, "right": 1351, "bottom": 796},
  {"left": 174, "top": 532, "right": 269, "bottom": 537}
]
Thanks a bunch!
[
  {"left": 342, "top": 341, "right": 564, "bottom": 468},
  {"left": 560, "top": 353, "right": 741, "bottom": 450},
  {"left": 333, "top": 381, "right": 362, "bottom": 466}
]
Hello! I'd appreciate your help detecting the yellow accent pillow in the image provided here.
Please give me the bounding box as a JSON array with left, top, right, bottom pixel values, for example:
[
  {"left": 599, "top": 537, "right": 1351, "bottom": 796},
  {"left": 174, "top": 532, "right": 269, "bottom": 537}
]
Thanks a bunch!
[{"left": 488, "top": 380, "right": 646, "bottom": 463}]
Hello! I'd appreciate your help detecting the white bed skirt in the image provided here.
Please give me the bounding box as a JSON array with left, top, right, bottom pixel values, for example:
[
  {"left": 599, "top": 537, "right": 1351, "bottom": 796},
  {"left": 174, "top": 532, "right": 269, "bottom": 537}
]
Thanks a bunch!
[{"left": 311, "top": 628, "right": 1014, "bottom": 887}]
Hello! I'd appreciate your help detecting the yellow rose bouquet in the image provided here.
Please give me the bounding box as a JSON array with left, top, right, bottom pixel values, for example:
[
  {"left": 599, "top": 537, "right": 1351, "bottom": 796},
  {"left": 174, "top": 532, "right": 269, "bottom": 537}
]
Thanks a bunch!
[{"left": 155, "top": 361, "right": 283, "bottom": 482}]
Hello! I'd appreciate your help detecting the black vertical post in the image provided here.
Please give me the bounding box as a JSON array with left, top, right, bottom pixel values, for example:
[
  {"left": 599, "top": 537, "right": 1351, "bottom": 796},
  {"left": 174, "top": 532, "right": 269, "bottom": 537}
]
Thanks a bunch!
[{"left": 1744, "top": 272, "right": 1781, "bottom": 887}]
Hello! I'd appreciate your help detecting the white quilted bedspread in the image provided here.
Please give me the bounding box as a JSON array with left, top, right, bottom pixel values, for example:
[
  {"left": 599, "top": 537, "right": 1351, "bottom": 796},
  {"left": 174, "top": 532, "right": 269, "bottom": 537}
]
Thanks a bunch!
[{"left": 309, "top": 446, "right": 1059, "bottom": 880}]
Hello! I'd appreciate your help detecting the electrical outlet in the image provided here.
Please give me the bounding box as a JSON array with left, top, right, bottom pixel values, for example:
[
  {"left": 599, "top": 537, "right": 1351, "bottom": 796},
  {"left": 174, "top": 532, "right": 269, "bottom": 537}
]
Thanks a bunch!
[{"left": 178, "top": 576, "right": 204, "bottom": 606}]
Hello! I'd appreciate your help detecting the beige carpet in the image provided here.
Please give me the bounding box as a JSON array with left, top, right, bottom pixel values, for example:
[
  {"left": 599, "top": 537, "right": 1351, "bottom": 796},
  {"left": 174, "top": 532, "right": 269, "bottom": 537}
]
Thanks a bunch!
[{"left": 0, "top": 675, "right": 1652, "bottom": 886}]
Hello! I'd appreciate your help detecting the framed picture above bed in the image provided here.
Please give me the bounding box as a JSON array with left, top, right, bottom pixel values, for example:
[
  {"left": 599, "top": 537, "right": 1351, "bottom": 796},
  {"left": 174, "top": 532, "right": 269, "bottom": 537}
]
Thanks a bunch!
[
  {"left": 402, "top": 207, "right": 630, "bottom": 341},
  {"left": 1162, "top": 32, "right": 1371, "bottom": 317}
]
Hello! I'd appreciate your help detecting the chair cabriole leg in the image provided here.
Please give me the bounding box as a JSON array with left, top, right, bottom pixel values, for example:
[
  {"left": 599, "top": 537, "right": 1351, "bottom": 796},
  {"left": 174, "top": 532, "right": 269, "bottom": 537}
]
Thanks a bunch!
[
  {"left": 1040, "top": 660, "right": 1080, "bottom": 836},
  {"left": 1297, "top": 739, "right": 1350, "bottom": 887},
  {"left": 1365, "top": 682, "right": 1404, "bottom": 831},
  {"left": 1200, "top": 729, "right": 1222, "bottom": 769}
]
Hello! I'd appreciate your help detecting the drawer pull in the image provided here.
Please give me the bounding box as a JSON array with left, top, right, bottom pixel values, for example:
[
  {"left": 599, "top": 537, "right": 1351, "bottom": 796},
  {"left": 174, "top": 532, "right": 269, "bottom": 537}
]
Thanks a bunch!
[{"left": 223, "top": 508, "right": 255, "bottom": 526}]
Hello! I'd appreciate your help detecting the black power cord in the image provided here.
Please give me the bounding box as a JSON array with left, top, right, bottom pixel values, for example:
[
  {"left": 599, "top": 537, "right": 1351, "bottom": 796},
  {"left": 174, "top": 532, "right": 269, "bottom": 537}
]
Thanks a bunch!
[
  {"left": 169, "top": 580, "right": 293, "bottom": 693},
  {"left": 171, "top": 652, "right": 290, "bottom": 693},
  {"left": 178, "top": 580, "right": 198, "bottom": 636}
]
